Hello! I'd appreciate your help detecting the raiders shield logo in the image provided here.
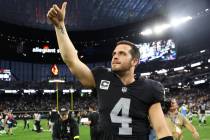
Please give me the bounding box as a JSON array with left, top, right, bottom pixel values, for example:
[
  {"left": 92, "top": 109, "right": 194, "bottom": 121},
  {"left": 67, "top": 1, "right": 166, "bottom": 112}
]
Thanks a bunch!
[
  {"left": 122, "top": 87, "right": 127, "bottom": 93},
  {"left": 67, "top": 126, "right": 71, "bottom": 133},
  {"left": 100, "top": 80, "right": 110, "bottom": 90}
]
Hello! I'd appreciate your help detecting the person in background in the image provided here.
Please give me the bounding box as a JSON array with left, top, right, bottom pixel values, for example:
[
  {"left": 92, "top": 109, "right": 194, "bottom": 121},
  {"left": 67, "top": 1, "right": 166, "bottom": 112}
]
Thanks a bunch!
[
  {"left": 165, "top": 98, "right": 200, "bottom": 140},
  {"left": 84, "top": 103, "right": 99, "bottom": 140},
  {"left": 52, "top": 107, "right": 79, "bottom": 140},
  {"left": 76, "top": 111, "right": 81, "bottom": 125},
  {"left": 4, "top": 110, "right": 15, "bottom": 135},
  {"left": 179, "top": 103, "right": 188, "bottom": 117},
  {"left": 0, "top": 112, "right": 6, "bottom": 135},
  {"left": 198, "top": 101, "right": 207, "bottom": 126},
  {"left": 33, "top": 112, "right": 41, "bottom": 133},
  {"left": 23, "top": 112, "right": 30, "bottom": 130},
  {"left": 48, "top": 107, "right": 59, "bottom": 132}
]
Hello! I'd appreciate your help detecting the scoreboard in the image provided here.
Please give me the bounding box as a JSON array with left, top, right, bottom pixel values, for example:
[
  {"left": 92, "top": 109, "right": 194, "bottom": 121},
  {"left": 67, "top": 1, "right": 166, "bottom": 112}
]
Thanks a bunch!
[{"left": 0, "top": 68, "right": 11, "bottom": 81}]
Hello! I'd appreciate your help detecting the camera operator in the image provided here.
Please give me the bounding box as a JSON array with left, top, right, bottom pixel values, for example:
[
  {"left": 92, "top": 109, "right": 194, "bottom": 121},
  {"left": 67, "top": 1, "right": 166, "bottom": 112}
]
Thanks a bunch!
[
  {"left": 164, "top": 98, "right": 200, "bottom": 140},
  {"left": 52, "top": 107, "right": 79, "bottom": 140}
]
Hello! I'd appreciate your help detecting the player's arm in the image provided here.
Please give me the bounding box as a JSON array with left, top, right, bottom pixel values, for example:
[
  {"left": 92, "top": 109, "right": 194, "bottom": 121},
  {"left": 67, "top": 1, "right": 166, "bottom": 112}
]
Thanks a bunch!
[
  {"left": 55, "top": 25, "right": 95, "bottom": 88},
  {"left": 52, "top": 121, "right": 59, "bottom": 140},
  {"left": 47, "top": 2, "right": 95, "bottom": 88},
  {"left": 83, "top": 120, "right": 91, "bottom": 125},
  {"left": 83, "top": 114, "right": 92, "bottom": 125},
  {"left": 3, "top": 116, "right": 7, "bottom": 127},
  {"left": 183, "top": 117, "right": 200, "bottom": 140},
  {"left": 149, "top": 103, "right": 173, "bottom": 140},
  {"left": 71, "top": 118, "right": 80, "bottom": 140}
]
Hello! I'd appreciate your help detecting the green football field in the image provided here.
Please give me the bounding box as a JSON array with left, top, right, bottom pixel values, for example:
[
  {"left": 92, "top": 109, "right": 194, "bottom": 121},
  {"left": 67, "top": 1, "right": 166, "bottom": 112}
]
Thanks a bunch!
[{"left": 0, "top": 117, "right": 210, "bottom": 140}]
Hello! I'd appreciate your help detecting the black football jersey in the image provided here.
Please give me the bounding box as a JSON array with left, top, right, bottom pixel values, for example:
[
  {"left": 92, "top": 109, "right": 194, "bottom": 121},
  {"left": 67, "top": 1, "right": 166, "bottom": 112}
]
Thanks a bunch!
[
  {"left": 92, "top": 67, "right": 164, "bottom": 136},
  {"left": 53, "top": 117, "right": 79, "bottom": 140},
  {"left": 200, "top": 104, "right": 206, "bottom": 114},
  {"left": 88, "top": 111, "right": 99, "bottom": 127},
  {"left": 49, "top": 110, "right": 59, "bottom": 122}
]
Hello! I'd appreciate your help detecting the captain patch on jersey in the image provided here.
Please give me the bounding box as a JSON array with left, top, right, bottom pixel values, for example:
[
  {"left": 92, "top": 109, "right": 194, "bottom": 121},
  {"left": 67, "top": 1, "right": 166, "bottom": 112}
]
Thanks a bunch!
[{"left": 100, "top": 80, "right": 110, "bottom": 90}]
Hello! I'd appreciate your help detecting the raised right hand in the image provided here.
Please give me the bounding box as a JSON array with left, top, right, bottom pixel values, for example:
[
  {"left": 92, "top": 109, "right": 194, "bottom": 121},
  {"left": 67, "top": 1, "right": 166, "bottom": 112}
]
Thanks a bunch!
[{"left": 47, "top": 2, "right": 67, "bottom": 28}]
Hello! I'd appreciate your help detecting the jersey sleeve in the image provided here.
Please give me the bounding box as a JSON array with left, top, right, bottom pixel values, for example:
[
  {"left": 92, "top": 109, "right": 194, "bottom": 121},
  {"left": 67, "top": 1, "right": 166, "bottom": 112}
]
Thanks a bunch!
[
  {"left": 91, "top": 66, "right": 109, "bottom": 85},
  {"left": 88, "top": 113, "right": 92, "bottom": 122},
  {"left": 52, "top": 120, "right": 59, "bottom": 138},
  {"left": 70, "top": 118, "right": 80, "bottom": 139},
  {"left": 150, "top": 80, "right": 165, "bottom": 105}
]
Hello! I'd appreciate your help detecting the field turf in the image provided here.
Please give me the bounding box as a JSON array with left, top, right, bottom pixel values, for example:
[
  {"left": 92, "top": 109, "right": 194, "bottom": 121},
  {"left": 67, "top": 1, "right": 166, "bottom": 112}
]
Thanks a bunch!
[{"left": 0, "top": 117, "right": 209, "bottom": 140}]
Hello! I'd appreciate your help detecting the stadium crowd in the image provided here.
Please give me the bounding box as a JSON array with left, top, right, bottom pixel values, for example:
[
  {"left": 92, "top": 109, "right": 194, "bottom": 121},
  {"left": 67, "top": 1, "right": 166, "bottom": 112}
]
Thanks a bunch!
[{"left": 0, "top": 87, "right": 209, "bottom": 114}]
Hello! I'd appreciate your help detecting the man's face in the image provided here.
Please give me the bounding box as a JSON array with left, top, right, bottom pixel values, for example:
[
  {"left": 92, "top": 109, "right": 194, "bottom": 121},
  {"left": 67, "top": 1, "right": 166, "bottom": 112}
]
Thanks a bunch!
[
  {"left": 170, "top": 99, "right": 178, "bottom": 111},
  {"left": 60, "top": 111, "right": 69, "bottom": 121},
  {"left": 111, "top": 44, "right": 136, "bottom": 72}
]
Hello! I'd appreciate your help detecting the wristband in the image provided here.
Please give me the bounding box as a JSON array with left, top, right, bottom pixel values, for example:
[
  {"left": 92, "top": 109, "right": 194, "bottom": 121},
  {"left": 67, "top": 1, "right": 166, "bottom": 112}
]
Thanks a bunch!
[
  {"left": 74, "top": 135, "right": 79, "bottom": 140},
  {"left": 159, "top": 136, "right": 173, "bottom": 140}
]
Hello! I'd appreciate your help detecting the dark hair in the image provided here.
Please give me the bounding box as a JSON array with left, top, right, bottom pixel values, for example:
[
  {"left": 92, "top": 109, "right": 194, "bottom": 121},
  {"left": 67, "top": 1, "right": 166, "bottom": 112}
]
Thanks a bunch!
[
  {"left": 89, "top": 103, "right": 97, "bottom": 111},
  {"left": 59, "top": 107, "right": 68, "bottom": 113},
  {"left": 116, "top": 40, "right": 140, "bottom": 60},
  {"left": 161, "top": 98, "right": 172, "bottom": 114}
]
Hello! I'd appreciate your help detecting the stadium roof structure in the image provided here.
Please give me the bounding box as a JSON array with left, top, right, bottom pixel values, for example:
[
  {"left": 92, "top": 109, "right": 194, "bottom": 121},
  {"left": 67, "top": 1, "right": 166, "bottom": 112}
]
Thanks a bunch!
[
  {"left": 0, "top": 0, "right": 209, "bottom": 31},
  {"left": 0, "top": 0, "right": 210, "bottom": 63}
]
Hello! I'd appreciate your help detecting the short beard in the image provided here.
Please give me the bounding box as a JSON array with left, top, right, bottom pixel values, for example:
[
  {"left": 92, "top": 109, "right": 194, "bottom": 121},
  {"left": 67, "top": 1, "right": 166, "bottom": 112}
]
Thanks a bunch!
[
  {"left": 112, "top": 68, "right": 128, "bottom": 77},
  {"left": 111, "top": 63, "right": 132, "bottom": 76},
  {"left": 112, "top": 69, "right": 120, "bottom": 74}
]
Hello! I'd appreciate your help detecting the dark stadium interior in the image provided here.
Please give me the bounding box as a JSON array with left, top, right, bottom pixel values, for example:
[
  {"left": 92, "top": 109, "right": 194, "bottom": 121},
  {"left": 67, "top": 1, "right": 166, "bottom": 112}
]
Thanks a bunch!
[
  {"left": 1, "top": 0, "right": 204, "bottom": 31},
  {"left": 0, "top": 1, "right": 210, "bottom": 136},
  {"left": 0, "top": 0, "right": 210, "bottom": 63}
]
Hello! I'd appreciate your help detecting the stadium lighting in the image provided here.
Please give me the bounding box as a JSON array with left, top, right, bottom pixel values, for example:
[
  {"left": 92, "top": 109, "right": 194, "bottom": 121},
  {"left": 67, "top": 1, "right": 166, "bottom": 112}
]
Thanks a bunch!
[
  {"left": 154, "top": 24, "right": 171, "bottom": 34},
  {"left": 208, "top": 59, "right": 210, "bottom": 63},
  {"left": 70, "top": 88, "right": 75, "bottom": 93},
  {"left": 63, "top": 89, "right": 70, "bottom": 93},
  {"left": 170, "top": 16, "right": 192, "bottom": 27},
  {"left": 141, "top": 72, "right": 151, "bottom": 76},
  {"left": 0, "top": 73, "right": 9, "bottom": 78},
  {"left": 170, "top": 18, "right": 181, "bottom": 27},
  {"left": 48, "top": 79, "right": 65, "bottom": 83},
  {"left": 140, "top": 16, "right": 193, "bottom": 37},
  {"left": 63, "top": 89, "right": 76, "bottom": 93},
  {"left": 140, "top": 29, "right": 153, "bottom": 36},
  {"left": 5, "top": 90, "right": 18, "bottom": 93},
  {"left": 178, "top": 82, "right": 182, "bottom": 86},
  {"left": 191, "top": 62, "right": 202, "bottom": 67},
  {"left": 205, "top": 9, "right": 209, "bottom": 12},
  {"left": 81, "top": 89, "right": 92, "bottom": 93},
  {"left": 200, "top": 50, "right": 206, "bottom": 53},
  {"left": 24, "top": 89, "right": 36, "bottom": 93},
  {"left": 184, "top": 69, "right": 190, "bottom": 73},
  {"left": 155, "top": 69, "right": 168, "bottom": 74},
  {"left": 43, "top": 89, "right": 56, "bottom": 93},
  {"left": 174, "top": 66, "right": 185, "bottom": 71},
  {"left": 183, "top": 16, "right": 193, "bottom": 22},
  {"left": 194, "top": 79, "right": 207, "bottom": 85}
]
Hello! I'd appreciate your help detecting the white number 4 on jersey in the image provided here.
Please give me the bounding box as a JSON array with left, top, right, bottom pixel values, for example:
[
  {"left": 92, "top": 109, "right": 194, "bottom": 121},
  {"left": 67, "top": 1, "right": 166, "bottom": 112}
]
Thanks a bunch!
[{"left": 110, "top": 98, "right": 132, "bottom": 135}]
